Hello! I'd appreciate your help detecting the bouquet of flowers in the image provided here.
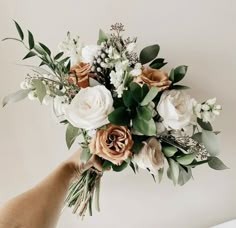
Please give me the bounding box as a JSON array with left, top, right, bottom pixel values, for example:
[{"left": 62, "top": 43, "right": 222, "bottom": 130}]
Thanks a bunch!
[{"left": 2, "top": 21, "right": 227, "bottom": 217}]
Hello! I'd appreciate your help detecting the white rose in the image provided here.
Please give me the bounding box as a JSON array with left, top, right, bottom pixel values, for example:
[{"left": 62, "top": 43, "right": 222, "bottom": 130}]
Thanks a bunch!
[
  {"left": 64, "top": 85, "right": 113, "bottom": 130},
  {"left": 82, "top": 45, "right": 100, "bottom": 64},
  {"left": 157, "top": 90, "right": 195, "bottom": 130},
  {"left": 133, "top": 137, "right": 164, "bottom": 175}
]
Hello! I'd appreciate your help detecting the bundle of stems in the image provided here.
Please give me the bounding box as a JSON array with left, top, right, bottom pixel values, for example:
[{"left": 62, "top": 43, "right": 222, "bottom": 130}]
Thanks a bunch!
[{"left": 64, "top": 169, "right": 102, "bottom": 217}]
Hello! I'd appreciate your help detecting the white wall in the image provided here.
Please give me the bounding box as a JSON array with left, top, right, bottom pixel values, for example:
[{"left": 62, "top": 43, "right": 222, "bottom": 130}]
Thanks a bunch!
[{"left": 0, "top": 0, "right": 235, "bottom": 227}]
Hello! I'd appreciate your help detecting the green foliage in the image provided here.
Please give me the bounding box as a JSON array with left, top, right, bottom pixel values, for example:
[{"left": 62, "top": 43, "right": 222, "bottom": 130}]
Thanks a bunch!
[
  {"left": 28, "top": 30, "right": 34, "bottom": 49},
  {"left": 192, "top": 132, "right": 202, "bottom": 143},
  {"left": 112, "top": 161, "right": 128, "bottom": 172},
  {"left": 102, "top": 160, "right": 113, "bottom": 171},
  {"left": 133, "top": 117, "right": 156, "bottom": 136},
  {"left": 136, "top": 106, "right": 152, "bottom": 121},
  {"left": 140, "top": 86, "right": 159, "bottom": 106},
  {"left": 39, "top": 42, "right": 51, "bottom": 56},
  {"left": 23, "top": 51, "right": 37, "bottom": 60},
  {"left": 208, "top": 157, "right": 229, "bottom": 170},
  {"left": 32, "top": 79, "right": 46, "bottom": 103},
  {"left": 158, "top": 168, "right": 164, "bottom": 183},
  {"left": 171, "top": 85, "right": 190, "bottom": 90},
  {"left": 129, "top": 82, "right": 143, "bottom": 102},
  {"left": 97, "top": 29, "right": 108, "bottom": 45},
  {"left": 65, "top": 123, "right": 80, "bottom": 149},
  {"left": 13, "top": 20, "right": 24, "bottom": 40},
  {"left": 2, "top": 89, "right": 30, "bottom": 107},
  {"left": 178, "top": 166, "right": 192, "bottom": 186},
  {"left": 139, "top": 44, "right": 160, "bottom": 64},
  {"left": 131, "top": 135, "right": 147, "bottom": 154},
  {"left": 167, "top": 158, "right": 179, "bottom": 185},
  {"left": 54, "top": 52, "right": 64, "bottom": 60},
  {"left": 176, "top": 153, "right": 196, "bottom": 165},
  {"left": 169, "top": 65, "right": 188, "bottom": 83},
  {"left": 149, "top": 58, "right": 167, "bottom": 69},
  {"left": 202, "top": 129, "right": 220, "bottom": 156},
  {"left": 162, "top": 145, "right": 178, "bottom": 157},
  {"left": 122, "top": 90, "right": 138, "bottom": 108},
  {"left": 80, "top": 147, "right": 91, "bottom": 162},
  {"left": 108, "top": 107, "right": 130, "bottom": 125},
  {"left": 197, "top": 118, "right": 213, "bottom": 131}
]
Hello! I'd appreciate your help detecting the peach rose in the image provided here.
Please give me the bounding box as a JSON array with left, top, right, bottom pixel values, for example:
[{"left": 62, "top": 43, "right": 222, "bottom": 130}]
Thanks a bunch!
[
  {"left": 133, "top": 67, "right": 171, "bottom": 90},
  {"left": 67, "top": 62, "right": 92, "bottom": 88},
  {"left": 89, "top": 124, "right": 133, "bottom": 165}
]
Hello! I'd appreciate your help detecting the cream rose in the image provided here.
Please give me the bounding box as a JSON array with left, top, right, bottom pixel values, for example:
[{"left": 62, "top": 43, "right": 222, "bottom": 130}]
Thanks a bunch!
[
  {"left": 64, "top": 85, "right": 113, "bottom": 130},
  {"left": 89, "top": 124, "right": 133, "bottom": 165},
  {"left": 81, "top": 45, "right": 100, "bottom": 64},
  {"left": 157, "top": 90, "right": 195, "bottom": 130},
  {"left": 133, "top": 137, "right": 164, "bottom": 175}
]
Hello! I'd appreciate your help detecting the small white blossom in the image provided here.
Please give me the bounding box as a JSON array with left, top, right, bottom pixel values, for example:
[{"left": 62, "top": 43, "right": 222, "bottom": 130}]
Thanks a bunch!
[
  {"left": 28, "top": 91, "right": 37, "bottom": 100},
  {"left": 81, "top": 45, "right": 100, "bottom": 64},
  {"left": 126, "top": 42, "right": 136, "bottom": 53},
  {"left": 130, "top": 63, "right": 142, "bottom": 77}
]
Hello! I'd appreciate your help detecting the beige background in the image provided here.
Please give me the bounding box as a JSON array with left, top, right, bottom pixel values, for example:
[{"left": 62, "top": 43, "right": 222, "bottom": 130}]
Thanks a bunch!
[{"left": 0, "top": 0, "right": 236, "bottom": 227}]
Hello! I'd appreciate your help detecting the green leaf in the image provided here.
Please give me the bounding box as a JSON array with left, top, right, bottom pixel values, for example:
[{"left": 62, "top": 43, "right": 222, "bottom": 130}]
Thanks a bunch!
[
  {"left": 129, "top": 82, "right": 143, "bottom": 102},
  {"left": 139, "top": 44, "right": 160, "bottom": 64},
  {"left": 158, "top": 168, "right": 164, "bottom": 183},
  {"left": 176, "top": 153, "right": 196, "bottom": 165},
  {"left": 169, "top": 69, "right": 175, "bottom": 81},
  {"left": 192, "top": 132, "right": 202, "bottom": 143},
  {"left": 39, "top": 42, "right": 51, "bottom": 56},
  {"left": 149, "top": 58, "right": 167, "bottom": 69},
  {"left": 202, "top": 129, "right": 220, "bottom": 156},
  {"left": 108, "top": 107, "right": 130, "bottom": 126},
  {"left": 178, "top": 166, "right": 192, "bottom": 186},
  {"left": 65, "top": 123, "right": 79, "bottom": 149},
  {"left": 140, "top": 86, "right": 159, "bottom": 106},
  {"left": 167, "top": 158, "right": 179, "bottom": 185},
  {"left": 13, "top": 20, "right": 24, "bottom": 40},
  {"left": 97, "top": 29, "right": 108, "bottom": 45},
  {"left": 80, "top": 147, "right": 91, "bottom": 162},
  {"left": 23, "top": 51, "right": 37, "bottom": 60},
  {"left": 112, "top": 161, "right": 128, "bottom": 172},
  {"left": 34, "top": 44, "right": 46, "bottom": 56},
  {"left": 95, "top": 177, "right": 101, "bottom": 212},
  {"left": 162, "top": 145, "right": 178, "bottom": 157},
  {"left": 32, "top": 79, "right": 46, "bottom": 103},
  {"left": 54, "top": 52, "right": 64, "bottom": 60},
  {"left": 28, "top": 30, "right": 34, "bottom": 49},
  {"left": 197, "top": 118, "right": 213, "bottom": 131},
  {"left": 102, "top": 160, "right": 113, "bottom": 171},
  {"left": 136, "top": 106, "right": 152, "bottom": 121},
  {"left": 122, "top": 90, "right": 138, "bottom": 108},
  {"left": 132, "top": 117, "right": 156, "bottom": 136},
  {"left": 2, "top": 89, "right": 30, "bottom": 107},
  {"left": 173, "top": 65, "right": 188, "bottom": 83},
  {"left": 187, "top": 159, "right": 209, "bottom": 167},
  {"left": 130, "top": 162, "right": 136, "bottom": 174},
  {"left": 171, "top": 85, "right": 190, "bottom": 90},
  {"left": 208, "top": 157, "right": 229, "bottom": 170}
]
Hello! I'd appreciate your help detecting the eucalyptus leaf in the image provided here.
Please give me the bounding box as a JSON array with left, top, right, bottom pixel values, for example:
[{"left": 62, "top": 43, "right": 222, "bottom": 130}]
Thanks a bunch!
[
  {"left": 123, "top": 90, "right": 138, "bottom": 108},
  {"left": 202, "top": 129, "right": 220, "bottom": 156},
  {"left": 173, "top": 65, "right": 188, "bottom": 83},
  {"left": 149, "top": 58, "right": 167, "bottom": 69},
  {"left": 178, "top": 166, "right": 192, "bottom": 186},
  {"left": 176, "top": 153, "right": 196, "bottom": 165},
  {"left": 158, "top": 168, "right": 164, "bottom": 183},
  {"left": 28, "top": 30, "right": 34, "bottom": 49},
  {"left": 129, "top": 82, "right": 142, "bottom": 102},
  {"left": 80, "top": 147, "right": 91, "bottom": 162},
  {"left": 65, "top": 123, "right": 80, "bottom": 149},
  {"left": 13, "top": 20, "right": 24, "bottom": 40},
  {"left": 132, "top": 117, "right": 156, "bottom": 136},
  {"left": 139, "top": 44, "right": 160, "bottom": 64},
  {"left": 2, "top": 89, "right": 30, "bottom": 107},
  {"left": 136, "top": 106, "right": 152, "bottom": 121},
  {"left": 140, "top": 86, "right": 159, "bottom": 106},
  {"left": 208, "top": 157, "right": 229, "bottom": 170},
  {"left": 167, "top": 158, "right": 179, "bottom": 185},
  {"left": 32, "top": 79, "right": 46, "bottom": 103},
  {"left": 162, "top": 145, "right": 178, "bottom": 157},
  {"left": 192, "top": 132, "right": 202, "bottom": 143}
]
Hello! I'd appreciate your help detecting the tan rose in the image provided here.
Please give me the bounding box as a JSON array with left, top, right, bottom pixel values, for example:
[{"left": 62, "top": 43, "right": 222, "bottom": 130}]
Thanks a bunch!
[
  {"left": 133, "top": 67, "right": 171, "bottom": 90},
  {"left": 67, "top": 62, "right": 92, "bottom": 88},
  {"left": 89, "top": 124, "right": 133, "bottom": 165}
]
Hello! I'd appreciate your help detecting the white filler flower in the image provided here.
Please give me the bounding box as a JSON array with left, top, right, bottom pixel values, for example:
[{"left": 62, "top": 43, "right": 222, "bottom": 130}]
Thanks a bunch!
[
  {"left": 64, "top": 85, "right": 114, "bottom": 130},
  {"left": 157, "top": 90, "right": 195, "bottom": 130},
  {"left": 82, "top": 45, "right": 100, "bottom": 64}
]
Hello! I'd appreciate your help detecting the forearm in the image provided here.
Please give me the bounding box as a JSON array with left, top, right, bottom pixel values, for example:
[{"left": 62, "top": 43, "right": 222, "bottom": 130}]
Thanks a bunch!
[{"left": 0, "top": 161, "right": 76, "bottom": 228}]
